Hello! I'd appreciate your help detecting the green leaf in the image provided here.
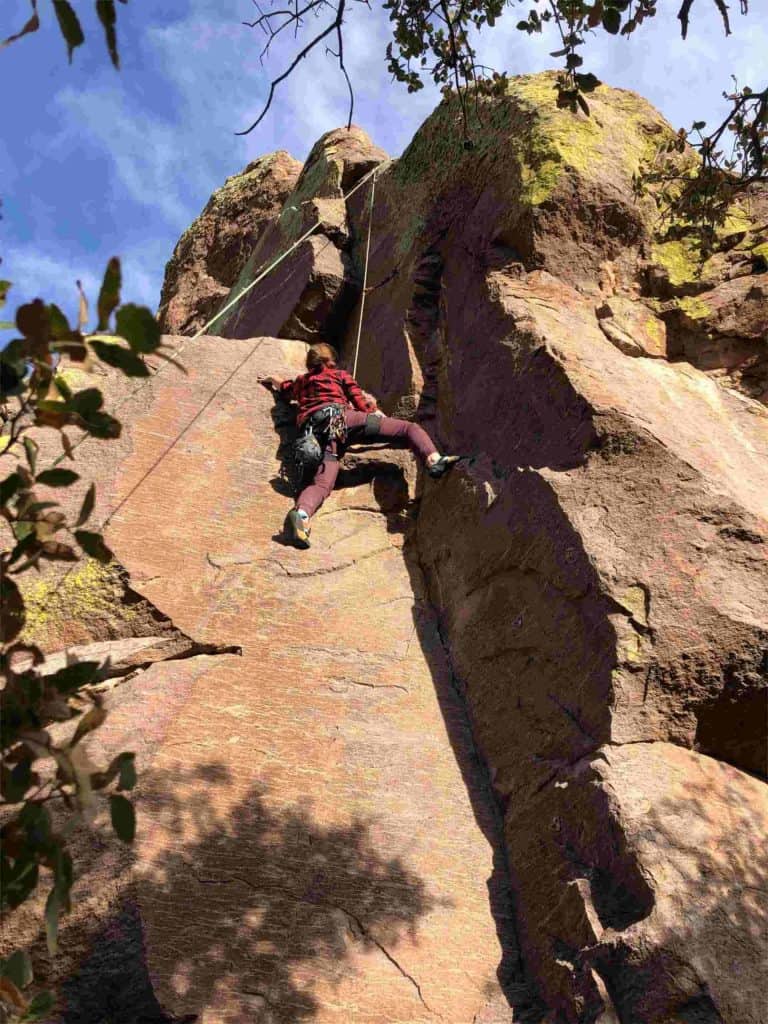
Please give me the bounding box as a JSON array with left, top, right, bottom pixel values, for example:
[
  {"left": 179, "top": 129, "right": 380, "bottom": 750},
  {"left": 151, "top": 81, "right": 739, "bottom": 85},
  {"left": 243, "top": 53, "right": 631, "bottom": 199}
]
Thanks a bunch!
[
  {"left": 23, "top": 438, "right": 38, "bottom": 475},
  {"left": 75, "top": 530, "right": 114, "bottom": 563},
  {"left": 68, "top": 387, "right": 104, "bottom": 416},
  {"left": 109, "top": 794, "right": 136, "bottom": 843},
  {"left": 96, "top": 0, "right": 120, "bottom": 68},
  {"left": 47, "top": 304, "right": 72, "bottom": 341},
  {"left": 12, "top": 521, "right": 35, "bottom": 541},
  {"left": 52, "top": 0, "right": 84, "bottom": 62},
  {"left": 89, "top": 339, "right": 149, "bottom": 377},
  {"left": 1, "top": 575, "right": 25, "bottom": 645},
  {"left": 0, "top": 281, "right": 11, "bottom": 309},
  {"left": 45, "top": 888, "right": 59, "bottom": 955},
  {"left": 0, "top": 759, "right": 33, "bottom": 802},
  {"left": 96, "top": 257, "right": 121, "bottom": 331},
  {"left": 36, "top": 468, "right": 80, "bottom": 488},
  {"left": 0, "top": 950, "right": 33, "bottom": 990},
  {"left": 69, "top": 705, "right": 107, "bottom": 746},
  {"left": 76, "top": 482, "right": 96, "bottom": 527},
  {"left": 7, "top": 532, "right": 38, "bottom": 568},
  {"left": 22, "top": 990, "right": 56, "bottom": 1022},
  {"left": 1, "top": 472, "right": 23, "bottom": 507},
  {"left": 53, "top": 374, "right": 73, "bottom": 401},
  {"left": 115, "top": 752, "right": 137, "bottom": 791},
  {"left": 19, "top": 802, "right": 52, "bottom": 847},
  {"left": 575, "top": 72, "right": 601, "bottom": 92},
  {"left": 2, "top": 857, "right": 39, "bottom": 909},
  {"left": 115, "top": 304, "right": 161, "bottom": 354},
  {"left": 602, "top": 7, "right": 621, "bottom": 33},
  {"left": 47, "top": 661, "right": 99, "bottom": 693}
]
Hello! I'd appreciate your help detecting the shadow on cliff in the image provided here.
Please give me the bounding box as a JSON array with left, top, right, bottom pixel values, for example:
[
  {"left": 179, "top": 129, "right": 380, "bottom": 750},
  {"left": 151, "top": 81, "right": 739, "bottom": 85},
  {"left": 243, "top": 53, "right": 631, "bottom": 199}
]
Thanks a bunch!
[
  {"left": 400, "top": 543, "right": 545, "bottom": 1023},
  {"left": 57, "top": 764, "right": 435, "bottom": 1024}
]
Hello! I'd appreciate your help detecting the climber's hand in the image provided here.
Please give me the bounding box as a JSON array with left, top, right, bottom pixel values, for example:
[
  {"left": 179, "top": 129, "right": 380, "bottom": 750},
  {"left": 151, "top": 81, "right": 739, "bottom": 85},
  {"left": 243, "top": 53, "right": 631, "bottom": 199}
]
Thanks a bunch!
[
  {"left": 372, "top": 408, "right": 385, "bottom": 418},
  {"left": 259, "top": 376, "right": 280, "bottom": 390}
]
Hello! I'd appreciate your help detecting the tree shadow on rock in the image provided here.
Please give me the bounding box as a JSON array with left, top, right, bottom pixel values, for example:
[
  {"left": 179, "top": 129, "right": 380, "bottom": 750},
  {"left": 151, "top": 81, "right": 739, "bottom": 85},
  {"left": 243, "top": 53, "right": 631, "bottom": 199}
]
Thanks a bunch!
[{"left": 60, "top": 763, "right": 435, "bottom": 1024}]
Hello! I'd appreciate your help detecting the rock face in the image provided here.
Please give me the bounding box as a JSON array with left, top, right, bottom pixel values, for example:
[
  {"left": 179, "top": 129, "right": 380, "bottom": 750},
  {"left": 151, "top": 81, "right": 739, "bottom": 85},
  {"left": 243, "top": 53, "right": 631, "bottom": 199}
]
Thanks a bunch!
[
  {"left": 157, "top": 151, "right": 302, "bottom": 335},
  {"left": 6, "top": 339, "right": 531, "bottom": 1024},
  {"left": 7, "top": 73, "right": 767, "bottom": 1024},
  {"left": 333, "top": 75, "right": 767, "bottom": 1021}
]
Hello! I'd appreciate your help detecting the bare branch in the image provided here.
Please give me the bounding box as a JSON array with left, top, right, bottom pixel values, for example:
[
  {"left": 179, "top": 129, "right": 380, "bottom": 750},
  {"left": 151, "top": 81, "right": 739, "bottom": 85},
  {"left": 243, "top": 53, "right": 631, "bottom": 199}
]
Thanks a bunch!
[
  {"left": 237, "top": 0, "right": 348, "bottom": 135},
  {"left": 711, "top": 0, "right": 732, "bottom": 34},
  {"left": 336, "top": 21, "right": 354, "bottom": 128},
  {"left": 677, "top": 0, "right": 695, "bottom": 38}
]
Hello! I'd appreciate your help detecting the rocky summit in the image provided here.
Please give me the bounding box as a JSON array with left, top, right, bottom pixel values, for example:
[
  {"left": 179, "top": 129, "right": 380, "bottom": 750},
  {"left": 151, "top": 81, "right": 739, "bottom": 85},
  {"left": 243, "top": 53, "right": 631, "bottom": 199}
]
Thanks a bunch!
[{"left": 6, "top": 72, "right": 767, "bottom": 1024}]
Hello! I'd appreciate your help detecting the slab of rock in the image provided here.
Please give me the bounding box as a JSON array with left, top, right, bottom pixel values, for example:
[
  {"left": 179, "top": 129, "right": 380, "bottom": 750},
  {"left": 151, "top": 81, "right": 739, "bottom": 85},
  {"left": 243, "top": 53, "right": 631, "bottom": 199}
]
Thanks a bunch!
[
  {"left": 507, "top": 743, "right": 768, "bottom": 1024},
  {"left": 158, "top": 151, "right": 302, "bottom": 335},
  {"left": 412, "top": 268, "right": 768, "bottom": 1019},
  {"left": 12, "top": 72, "right": 768, "bottom": 1024},
  {"left": 7, "top": 337, "right": 532, "bottom": 1024}
]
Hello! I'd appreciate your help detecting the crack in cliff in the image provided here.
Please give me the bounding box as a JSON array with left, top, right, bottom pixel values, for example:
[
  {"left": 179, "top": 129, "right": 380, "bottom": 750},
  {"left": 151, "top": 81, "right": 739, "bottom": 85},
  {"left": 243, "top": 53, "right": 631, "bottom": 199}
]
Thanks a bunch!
[
  {"left": 275, "top": 543, "right": 395, "bottom": 578},
  {"left": 547, "top": 693, "right": 598, "bottom": 743},
  {"left": 191, "top": 871, "right": 438, "bottom": 1015},
  {"left": 337, "top": 903, "right": 440, "bottom": 1017}
]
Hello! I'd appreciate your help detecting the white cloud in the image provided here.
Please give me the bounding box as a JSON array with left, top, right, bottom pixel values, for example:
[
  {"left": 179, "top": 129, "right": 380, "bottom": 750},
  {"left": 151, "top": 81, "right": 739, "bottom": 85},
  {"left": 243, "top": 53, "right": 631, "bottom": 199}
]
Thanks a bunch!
[{"left": 54, "top": 85, "right": 198, "bottom": 230}]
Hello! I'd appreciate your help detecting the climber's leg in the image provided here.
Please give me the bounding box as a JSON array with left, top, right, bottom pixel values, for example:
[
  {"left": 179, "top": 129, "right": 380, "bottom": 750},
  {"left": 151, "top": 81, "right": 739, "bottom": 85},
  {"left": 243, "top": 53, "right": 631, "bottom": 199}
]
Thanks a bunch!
[
  {"left": 295, "top": 447, "right": 340, "bottom": 518},
  {"left": 345, "top": 409, "right": 438, "bottom": 461},
  {"left": 344, "top": 409, "right": 461, "bottom": 477}
]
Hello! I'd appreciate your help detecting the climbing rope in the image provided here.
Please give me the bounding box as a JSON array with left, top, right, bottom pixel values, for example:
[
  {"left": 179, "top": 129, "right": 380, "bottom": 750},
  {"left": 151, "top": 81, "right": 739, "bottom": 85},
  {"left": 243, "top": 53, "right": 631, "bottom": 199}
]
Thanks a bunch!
[{"left": 352, "top": 169, "right": 377, "bottom": 379}]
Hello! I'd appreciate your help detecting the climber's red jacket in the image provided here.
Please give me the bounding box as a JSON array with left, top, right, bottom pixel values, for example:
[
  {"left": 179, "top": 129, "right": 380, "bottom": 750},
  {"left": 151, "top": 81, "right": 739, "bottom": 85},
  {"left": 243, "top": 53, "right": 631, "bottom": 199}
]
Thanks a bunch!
[{"left": 278, "top": 364, "right": 375, "bottom": 425}]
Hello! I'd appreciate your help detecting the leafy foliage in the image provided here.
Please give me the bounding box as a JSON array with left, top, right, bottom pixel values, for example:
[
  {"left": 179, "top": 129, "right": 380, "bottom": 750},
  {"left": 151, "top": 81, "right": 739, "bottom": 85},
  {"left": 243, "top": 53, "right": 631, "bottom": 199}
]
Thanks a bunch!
[
  {"left": 636, "top": 79, "right": 768, "bottom": 239},
  {"left": 0, "top": 259, "right": 166, "bottom": 1020},
  {"left": 1, "top": 0, "right": 128, "bottom": 67}
]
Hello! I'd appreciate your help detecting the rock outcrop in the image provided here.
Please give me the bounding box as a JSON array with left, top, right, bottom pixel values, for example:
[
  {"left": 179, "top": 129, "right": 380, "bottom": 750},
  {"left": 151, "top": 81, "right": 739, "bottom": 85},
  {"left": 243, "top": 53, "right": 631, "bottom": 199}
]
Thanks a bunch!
[
  {"left": 6, "top": 74, "right": 767, "bottom": 1024},
  {"left": 157, "top": 151, "right": 302, "bottom": 335},
  {"left": 210, "top": 127, "right": 388, "bottom": 343}
]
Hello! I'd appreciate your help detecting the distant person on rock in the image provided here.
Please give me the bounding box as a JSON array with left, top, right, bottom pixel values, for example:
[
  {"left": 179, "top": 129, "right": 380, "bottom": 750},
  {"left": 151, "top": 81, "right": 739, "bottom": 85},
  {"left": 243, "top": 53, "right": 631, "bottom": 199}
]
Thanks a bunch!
[{"left": 260, "top": 342, "right": 459, "bottom": 549}]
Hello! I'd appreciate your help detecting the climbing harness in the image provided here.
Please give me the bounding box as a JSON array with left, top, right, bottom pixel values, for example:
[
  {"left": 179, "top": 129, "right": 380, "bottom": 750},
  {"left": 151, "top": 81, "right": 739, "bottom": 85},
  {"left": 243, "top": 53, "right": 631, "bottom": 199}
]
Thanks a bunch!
[{"left": 286, "top": 402, "right": 347, "bottom": 494}]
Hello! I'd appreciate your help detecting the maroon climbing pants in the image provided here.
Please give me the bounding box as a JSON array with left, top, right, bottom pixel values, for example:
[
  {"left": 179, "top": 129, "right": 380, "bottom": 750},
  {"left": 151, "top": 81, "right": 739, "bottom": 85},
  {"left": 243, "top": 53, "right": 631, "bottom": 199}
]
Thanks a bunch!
[{"left": 296, "top": 409, "right": 438, "bottom": 517}]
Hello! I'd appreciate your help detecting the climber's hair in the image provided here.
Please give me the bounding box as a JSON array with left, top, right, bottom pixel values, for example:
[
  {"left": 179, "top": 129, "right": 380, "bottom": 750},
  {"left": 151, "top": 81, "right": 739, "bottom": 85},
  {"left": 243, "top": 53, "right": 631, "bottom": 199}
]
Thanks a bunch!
[{"left": 306, "top": 342, "right": 338, "bottom": 370}]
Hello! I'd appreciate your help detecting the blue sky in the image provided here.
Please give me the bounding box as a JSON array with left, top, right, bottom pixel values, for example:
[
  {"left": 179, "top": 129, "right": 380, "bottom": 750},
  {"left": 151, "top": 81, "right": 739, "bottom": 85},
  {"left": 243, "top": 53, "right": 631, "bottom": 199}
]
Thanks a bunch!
[{"left": 1, "top": 0, "right": 766, "bottom": 323}]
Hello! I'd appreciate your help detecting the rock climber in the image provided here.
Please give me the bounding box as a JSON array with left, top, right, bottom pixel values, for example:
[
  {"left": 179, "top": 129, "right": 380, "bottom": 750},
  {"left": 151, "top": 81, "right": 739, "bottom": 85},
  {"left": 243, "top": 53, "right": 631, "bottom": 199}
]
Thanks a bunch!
[{"left": 260, "top": 342, "right": 459, "bottom": 549}]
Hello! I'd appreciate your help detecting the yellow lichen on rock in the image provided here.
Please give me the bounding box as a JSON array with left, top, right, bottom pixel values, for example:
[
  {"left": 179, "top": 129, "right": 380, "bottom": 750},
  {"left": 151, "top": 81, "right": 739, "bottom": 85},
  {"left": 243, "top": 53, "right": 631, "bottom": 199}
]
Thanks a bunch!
[
  {"left": 678, "top": 295, "right": 712, "bottom": 320},
  {"left": 20, "top": 559, "right": 136, "bottom": 650}
]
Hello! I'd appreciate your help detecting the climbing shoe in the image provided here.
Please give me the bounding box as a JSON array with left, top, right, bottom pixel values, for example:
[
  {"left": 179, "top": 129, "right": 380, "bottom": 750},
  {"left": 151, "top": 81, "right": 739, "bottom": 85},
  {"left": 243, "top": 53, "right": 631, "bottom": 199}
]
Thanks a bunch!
[
  {"left": 427, "top": 455, "right": 463, "bottom": 479},
  {"left": 284, "top": 509, "right": 311, "bottom": 549}
]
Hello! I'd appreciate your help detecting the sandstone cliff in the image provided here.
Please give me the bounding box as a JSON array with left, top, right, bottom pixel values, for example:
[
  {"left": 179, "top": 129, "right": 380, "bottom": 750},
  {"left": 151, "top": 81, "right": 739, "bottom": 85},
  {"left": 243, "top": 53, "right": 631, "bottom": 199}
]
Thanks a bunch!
[{"left": 6, "top": 73, "right": 766, "bottom": 1024}]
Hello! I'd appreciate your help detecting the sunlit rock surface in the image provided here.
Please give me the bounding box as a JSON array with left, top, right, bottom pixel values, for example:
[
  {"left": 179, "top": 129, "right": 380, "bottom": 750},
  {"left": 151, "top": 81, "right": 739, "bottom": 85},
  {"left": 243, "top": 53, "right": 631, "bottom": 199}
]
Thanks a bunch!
[{"left": 6, "top": 73, "right": 766, "bottom": 1024}]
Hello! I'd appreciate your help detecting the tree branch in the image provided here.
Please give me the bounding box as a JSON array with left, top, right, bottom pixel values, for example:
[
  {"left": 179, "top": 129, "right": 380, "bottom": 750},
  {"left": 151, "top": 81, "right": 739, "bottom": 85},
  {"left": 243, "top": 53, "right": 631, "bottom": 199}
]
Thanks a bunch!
[{"left": 237, "top": 0, "right": 347, "bottom": 135}]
